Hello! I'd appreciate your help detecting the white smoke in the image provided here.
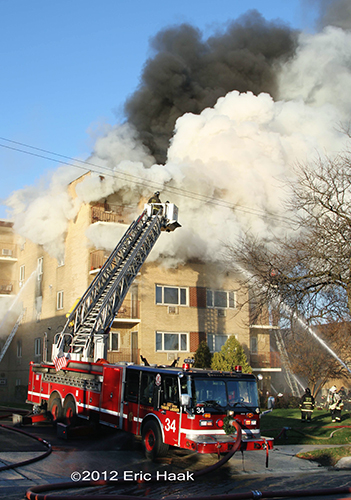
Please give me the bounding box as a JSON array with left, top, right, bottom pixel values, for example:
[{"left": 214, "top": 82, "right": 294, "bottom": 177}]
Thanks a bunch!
[
  {"left": 277, "top": 26, "right": 351, "bottom": 118},
  {"left": 82, "top": 89, "right": 347, "bottom": 264},
  {"left": 7, "top": 167, "right": 80, "bottom": 262},
  {"left": 6, "top": 22, "right": 351, "bottom": 267}
]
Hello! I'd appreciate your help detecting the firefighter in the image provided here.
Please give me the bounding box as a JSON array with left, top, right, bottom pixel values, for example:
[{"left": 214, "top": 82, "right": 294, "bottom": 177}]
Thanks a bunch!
[
  {"left": 299, "top": 388, "right": 315, "bottom": 422},
  {"left": 148, "top": 191, "right": 161, "bottom": 204},
  {"left": 328, "top": 386, "right": 344, "bottom": 422},
  {"left": 148, "top": 191, "right": 162, "bottom": 215},
  {"left": 267, "top": 394, "right": 275, "bottom": 409}
]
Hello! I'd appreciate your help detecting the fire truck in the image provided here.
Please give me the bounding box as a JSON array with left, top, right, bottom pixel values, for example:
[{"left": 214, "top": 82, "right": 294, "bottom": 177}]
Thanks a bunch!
[{"left": 27, "top": 201, "right": 273, "bottom": 458}]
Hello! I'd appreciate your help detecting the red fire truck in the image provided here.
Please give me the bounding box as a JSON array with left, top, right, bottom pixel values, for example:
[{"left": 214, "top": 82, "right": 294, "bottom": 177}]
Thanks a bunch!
[
  {"left": 28, "top": 359, "right": 273, "bottom": 458},
  {"left": 27, "top": 201, "right": 273, "bottom": 458}
]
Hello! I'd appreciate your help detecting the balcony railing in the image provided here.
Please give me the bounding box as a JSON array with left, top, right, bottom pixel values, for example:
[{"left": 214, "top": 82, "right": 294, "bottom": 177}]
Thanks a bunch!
[
  {"left": 90, "top": 249, "right": 110, "bottom": 270},
  {"left": 91, "top": 204, "right": 135, "bottom": 225},
  {"left": 0, "top": 242, "right": 17, "bottom": 260},
  {"left": 107, "top": 348, "right": 140, "bottom": 364},
  {"left": 0, "top": 279, "right": 14, "bottom": 294},
  {"left": 250, "top": 351, "right": 281, "bottom": 369},
  {"left": 114, "top": 299, "right": 140, "bottom": 320}
]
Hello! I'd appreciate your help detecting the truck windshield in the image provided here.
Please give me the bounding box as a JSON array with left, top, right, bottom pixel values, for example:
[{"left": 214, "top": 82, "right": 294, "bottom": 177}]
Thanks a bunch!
[{"left": 192, "top": 378, "right": 259, "bottom": 409}]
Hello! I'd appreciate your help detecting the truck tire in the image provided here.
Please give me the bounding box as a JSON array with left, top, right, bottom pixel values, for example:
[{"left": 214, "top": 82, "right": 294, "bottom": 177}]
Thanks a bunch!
[
  {"left": 49, "top": 396, "right": 63, "bottom": 423},
  {"left": 63, "top": 399, "right": 77, "bottom": 426},
  {"left": 142, "top": 420, "right": 169, "bottom": 460}
]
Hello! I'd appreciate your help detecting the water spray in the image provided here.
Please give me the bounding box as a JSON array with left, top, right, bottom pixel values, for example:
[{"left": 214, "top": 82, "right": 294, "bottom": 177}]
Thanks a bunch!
[
  {"left": 281, "top": 302, "right": 351, "bottom": 376},
  {"left": 236, "top": 263, "right": 351, "bottom": 387},
  {"left": 0, "top": 267, "right": 38, "bottom": 332},
  {"left": 0, "top": 268, "right": 38, "bottom": 330}
]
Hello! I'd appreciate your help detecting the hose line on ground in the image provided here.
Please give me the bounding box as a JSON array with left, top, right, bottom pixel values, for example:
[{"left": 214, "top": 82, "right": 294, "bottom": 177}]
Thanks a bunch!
[
  {"left": 0, "top": 423, "right": 52, "bottom": 472},
  {"left": 276, "top": 425, "right": 351, "bottom": 441},
  {"left": 3, "top": 419, "right": 351, "bottom": 500},
  {"left": 25, "top": 420, "right": 243, "bottom": 500}
]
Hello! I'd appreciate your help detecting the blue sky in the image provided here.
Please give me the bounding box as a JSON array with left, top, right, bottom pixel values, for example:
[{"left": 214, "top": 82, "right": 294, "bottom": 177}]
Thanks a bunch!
[{"left": 0, "top": 0, "right": 318, "bottom": 219}]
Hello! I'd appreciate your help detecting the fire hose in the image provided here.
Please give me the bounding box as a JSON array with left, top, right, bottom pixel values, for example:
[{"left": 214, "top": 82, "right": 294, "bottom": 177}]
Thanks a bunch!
[
  {"left": 276, "top": 425, "right": 351, "bottom": 440},
  {"left": 0, "top": 422, "right": 52, "bottom": 471},
  {"left": 24, "top": 421, "right": 243, "bottom": 499},
  {"left": 1, "top": 419, "right": 351, "bottom": 500}
]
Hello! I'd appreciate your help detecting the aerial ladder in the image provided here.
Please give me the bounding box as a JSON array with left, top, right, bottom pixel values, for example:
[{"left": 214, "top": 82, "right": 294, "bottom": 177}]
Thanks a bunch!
[{"left": 52, "top": 202, "right": 180, "bottom": 363}]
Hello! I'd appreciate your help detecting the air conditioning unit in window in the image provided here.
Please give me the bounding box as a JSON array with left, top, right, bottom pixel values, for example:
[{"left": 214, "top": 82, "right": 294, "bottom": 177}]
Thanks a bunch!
[
  {"left": 168, "top": 306, "right": 179, "bottom": 315},
  {"left": 218, "top": 309, "right": 227, "bottom": 317},
  {"left": 2, "top": 249, "right": 12, "bottom": 256}
]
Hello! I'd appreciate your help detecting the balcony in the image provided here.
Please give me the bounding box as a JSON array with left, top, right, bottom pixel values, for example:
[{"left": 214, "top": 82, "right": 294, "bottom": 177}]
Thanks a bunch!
[
  {"left": 0, "top": 279, "right": 14, "bottom": 295},
  {"left": 0, "top": 242, "right": 17, "bottom": 262},
  {"left": 91, "top": 203, "right": 135, "bottom": 225},
  {"left": 90, "top": 249, "right": 109, "bottom": 272},
  {"left": 250, "top": 351, "right": 281, "bottom": 369},
  {"left": 112, "top": 299, "right": 140, "bottom": 324},
  {"left": 107, "top": 348, "right": 140, "bottom": 364}
]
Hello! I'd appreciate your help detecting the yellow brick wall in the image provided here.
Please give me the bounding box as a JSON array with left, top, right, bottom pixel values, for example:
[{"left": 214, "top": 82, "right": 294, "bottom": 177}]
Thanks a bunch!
[{"left": 133, "top": 261, "right": 251, "bottom": 366}]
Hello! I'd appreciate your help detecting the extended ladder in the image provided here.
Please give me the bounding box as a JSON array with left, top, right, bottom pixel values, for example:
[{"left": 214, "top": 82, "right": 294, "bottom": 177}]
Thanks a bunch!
[{"left": 54, "top": 203, "right": 180, "bottom": 362}]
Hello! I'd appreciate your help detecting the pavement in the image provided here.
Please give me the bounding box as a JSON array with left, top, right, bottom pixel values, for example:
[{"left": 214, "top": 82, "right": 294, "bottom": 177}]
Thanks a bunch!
[{"left": 1, "top": 418, "right": 351, "bottom": 499}]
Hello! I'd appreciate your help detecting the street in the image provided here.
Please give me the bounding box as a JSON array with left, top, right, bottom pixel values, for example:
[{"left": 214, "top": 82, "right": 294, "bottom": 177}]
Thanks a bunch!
[{"left": 1, "top": 418, "right": 351, "bottom": 500}]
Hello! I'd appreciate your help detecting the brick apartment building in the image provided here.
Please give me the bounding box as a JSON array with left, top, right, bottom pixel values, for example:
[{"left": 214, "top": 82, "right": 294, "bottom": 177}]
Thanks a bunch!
[{"left": 0, "top": 174, "right": 281, "bottom": 402}]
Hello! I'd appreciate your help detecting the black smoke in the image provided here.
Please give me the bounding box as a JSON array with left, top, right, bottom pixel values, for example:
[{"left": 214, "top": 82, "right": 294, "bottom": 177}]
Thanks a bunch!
[
  {"left": 314, "top": 0, "right": 351, "bottom": 30},
  {"left": 124, "top": 10, "right": 298, "bottom": 164}
]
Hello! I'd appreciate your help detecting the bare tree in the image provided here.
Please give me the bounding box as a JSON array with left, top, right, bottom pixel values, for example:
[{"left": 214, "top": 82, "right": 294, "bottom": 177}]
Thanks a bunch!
[
  {"left": 283, "top": 322, "right": 351, "bottom": 397},
  {"left": 227, "top": 150, "right": 351, "bottom": 389}
]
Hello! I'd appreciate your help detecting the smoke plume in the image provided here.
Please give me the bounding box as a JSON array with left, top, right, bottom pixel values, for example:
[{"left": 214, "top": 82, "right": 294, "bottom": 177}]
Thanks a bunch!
[
  {"left": 125, "top": 11, "right": 298, "bottom": 164},
  {"left": 313, "top": 0, "right": 351, "bottom": 30},
  {"left": 6, "top": 7, "right": 351, "bottom": 268}
]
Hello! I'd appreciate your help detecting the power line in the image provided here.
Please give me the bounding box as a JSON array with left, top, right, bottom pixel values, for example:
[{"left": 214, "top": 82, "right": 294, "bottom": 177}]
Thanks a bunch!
[{"left": 0, "top": 136, "right": 296, "bottom": 226}]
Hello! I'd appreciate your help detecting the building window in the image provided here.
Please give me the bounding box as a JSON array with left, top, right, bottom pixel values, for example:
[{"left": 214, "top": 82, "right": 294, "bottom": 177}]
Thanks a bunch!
[
  {"left": 156, "top": 332, "right": 188, "bottom": 352},
  {"left": 19, "top": 265, "right": 25, "bottom": 284},
  {"left": 109, "top": 331, "right": 120, "bottom": 351},
  {"left": 155, "top": 285, "right": 188, "bottom": 306},
  {"left": 17, "top": 340, "right": 22, "bottom": 358},
  {"left": 57, "top": 290, "right": 64, "bottom": 310},
  {"left": 206, "top": 290, "right": 235, "bottom": 309},
  {"left": 207, "top": 334, "right": 229, "bottom": 352},
  {"left": 250, "top": 336, "right": 258, "bottom": 354},
  {"left": 38, "top": 257, "right": 44, "bottom": 277},
  {"left": 34, "top": 338, "right": 41, "bottom": 357}
]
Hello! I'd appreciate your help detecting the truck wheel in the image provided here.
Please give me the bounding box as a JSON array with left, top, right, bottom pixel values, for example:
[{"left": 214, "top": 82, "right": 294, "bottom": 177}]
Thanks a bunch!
[
  {"left": 142, "top": 420, "right": 169, "bottom": 460},
  {"left": 63, "top": 400, "right": 77, "bottom": 426},
  {"left": 49, "top": 396, "right": 63, "bottom": 423}
]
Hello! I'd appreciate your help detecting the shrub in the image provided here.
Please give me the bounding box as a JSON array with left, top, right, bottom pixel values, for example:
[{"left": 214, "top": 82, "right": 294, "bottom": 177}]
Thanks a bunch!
[
  {"left": 211, "top": 336, "right": 252, "bottom": 373},
  {"left": 194, "top": 341, "right": 212, "bottom": 368}
]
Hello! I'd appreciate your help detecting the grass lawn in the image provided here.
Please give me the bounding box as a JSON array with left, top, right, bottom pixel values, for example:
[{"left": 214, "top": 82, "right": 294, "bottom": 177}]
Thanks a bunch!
[{"left": 260, "top": 408, "right": 351, "bottom": 466}]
